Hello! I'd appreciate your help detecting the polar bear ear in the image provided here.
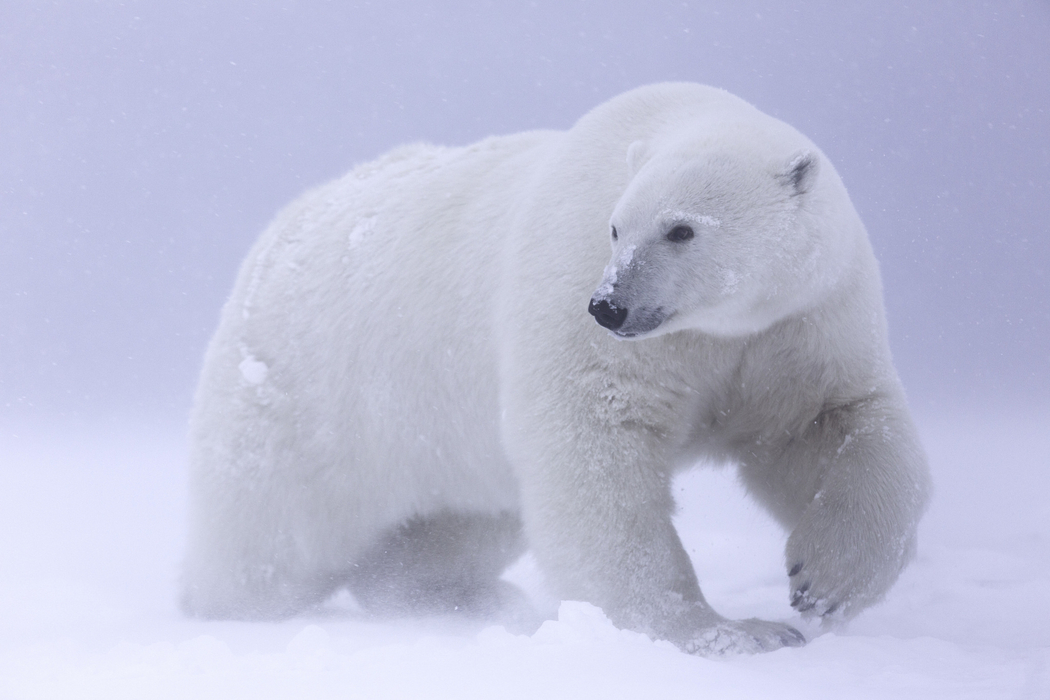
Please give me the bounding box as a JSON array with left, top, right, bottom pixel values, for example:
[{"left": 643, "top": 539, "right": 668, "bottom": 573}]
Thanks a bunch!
[
  {"left": 626, "top": 140, "right": 649, "bottom": 174},
  {"left": 778, "top": 150, "right": 820, "bottom": 196}
]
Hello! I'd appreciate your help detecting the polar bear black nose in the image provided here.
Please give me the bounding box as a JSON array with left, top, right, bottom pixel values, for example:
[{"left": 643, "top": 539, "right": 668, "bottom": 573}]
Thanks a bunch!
[{"left": 588, "top": 298, "right": 628, "bottom": 330}]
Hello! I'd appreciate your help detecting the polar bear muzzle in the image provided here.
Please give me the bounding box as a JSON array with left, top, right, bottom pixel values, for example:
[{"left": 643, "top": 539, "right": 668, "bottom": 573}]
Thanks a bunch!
[{"left": 588, "top": 295, "right": 669, "bottom": 338}]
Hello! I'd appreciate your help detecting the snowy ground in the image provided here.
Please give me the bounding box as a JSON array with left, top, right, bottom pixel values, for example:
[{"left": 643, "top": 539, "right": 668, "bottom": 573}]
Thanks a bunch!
[{"left": 0, "top": 410, "right": 1047, "bottom": 699}]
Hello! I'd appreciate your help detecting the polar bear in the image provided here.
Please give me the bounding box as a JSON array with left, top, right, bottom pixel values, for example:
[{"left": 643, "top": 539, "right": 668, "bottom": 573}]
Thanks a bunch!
[{"left": 181, "top": 83, "right": 930, "bottom": 655}]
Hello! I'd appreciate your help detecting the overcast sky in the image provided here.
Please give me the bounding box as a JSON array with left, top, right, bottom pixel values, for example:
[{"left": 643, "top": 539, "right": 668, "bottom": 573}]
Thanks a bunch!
[{"left": 2, "top": 0, "right": 1048, "bottom": 423}]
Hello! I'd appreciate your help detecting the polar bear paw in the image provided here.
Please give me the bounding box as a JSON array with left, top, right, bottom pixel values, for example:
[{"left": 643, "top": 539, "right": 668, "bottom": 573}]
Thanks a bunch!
[
  {"left": 787, "top": 570, "right": 847, "bottom": 622},
  {"left": 785, "top": 503, "right": 917, "bottom": 626},
  {"left": 682, "top": 618, "right": 805, "bottom": 656}
]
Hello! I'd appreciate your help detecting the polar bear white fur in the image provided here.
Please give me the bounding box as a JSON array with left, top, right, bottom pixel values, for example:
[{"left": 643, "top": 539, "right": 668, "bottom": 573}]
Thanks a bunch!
[{"left": 182, "top": 83, "right": 930, "bottom": 655}]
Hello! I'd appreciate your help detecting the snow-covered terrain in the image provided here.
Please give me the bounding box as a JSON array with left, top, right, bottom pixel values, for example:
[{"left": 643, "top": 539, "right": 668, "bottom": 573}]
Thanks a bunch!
[
  {"left": 2, "top": 2, "right": 1047, "bottom": 697},
  {"left": 1, "top": 410, "right": 1046, "bottom": 699}
]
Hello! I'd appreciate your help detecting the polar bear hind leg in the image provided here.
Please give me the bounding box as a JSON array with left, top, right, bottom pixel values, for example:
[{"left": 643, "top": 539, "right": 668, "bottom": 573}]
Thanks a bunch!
[{"left": 346, "top": 510, "right": 526, "bottom": 616}]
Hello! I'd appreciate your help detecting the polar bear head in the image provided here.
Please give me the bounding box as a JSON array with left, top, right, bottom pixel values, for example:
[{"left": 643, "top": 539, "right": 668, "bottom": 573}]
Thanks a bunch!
[{"left": 588, "top": 129, "right": 858, "bottom": 339}]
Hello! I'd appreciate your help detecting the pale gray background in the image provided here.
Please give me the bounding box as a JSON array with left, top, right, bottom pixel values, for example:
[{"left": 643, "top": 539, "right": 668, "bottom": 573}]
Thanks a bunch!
[{"left": 2, "top": 0, "right": 1048, "bottom": 424}]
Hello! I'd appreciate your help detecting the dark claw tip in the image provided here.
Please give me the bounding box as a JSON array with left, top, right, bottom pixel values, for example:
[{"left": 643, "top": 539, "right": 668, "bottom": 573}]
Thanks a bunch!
[
  {"left": 788, "top": 563, "right": 803, "bottom": 577},
  {"left": 790, "top": 581, "right": 813, "bottom": 609}
]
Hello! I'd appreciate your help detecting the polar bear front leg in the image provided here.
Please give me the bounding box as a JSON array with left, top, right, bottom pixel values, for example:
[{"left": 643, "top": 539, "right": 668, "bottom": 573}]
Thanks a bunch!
[
  {"left": 742, "top": 392, "right": 930, "bottom": 625},
  {"left": 505, "top": 406, "right": 804, "bottom": 654}
]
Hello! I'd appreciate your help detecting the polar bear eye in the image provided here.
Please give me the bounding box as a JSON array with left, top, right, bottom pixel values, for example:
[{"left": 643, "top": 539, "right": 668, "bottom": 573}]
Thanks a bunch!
[
  {"left": 611, "top": 226, "right": 618, "bottom": 241},
  {"left": 667, "top": 225, "right": 694, "bottom": 242}
]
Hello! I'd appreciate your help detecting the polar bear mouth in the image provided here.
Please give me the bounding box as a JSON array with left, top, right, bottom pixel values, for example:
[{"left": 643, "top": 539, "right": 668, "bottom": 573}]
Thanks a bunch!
[
  {"left": 612, "top": 308, "right": 670, "bottom": 338},
  {"left": 588, "top": 298, "right": 670, "bottom": 339}
]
